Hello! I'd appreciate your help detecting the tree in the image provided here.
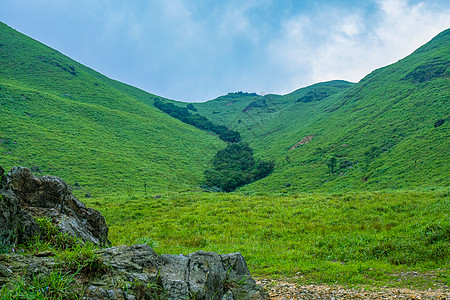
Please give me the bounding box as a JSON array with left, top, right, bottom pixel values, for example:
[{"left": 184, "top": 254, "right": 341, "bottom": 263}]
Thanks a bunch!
[
  {"left": 327, "top": 156, "right": 337, "bottom": 174},
  {"left": 154, "top": 100, "right": 241, "bottom": 143},
  {"left": 186, "top": 103, "right": 197, "bottom": 111},
  {"left": 204, "top": 143, "right": 274, "bottom": 192}
]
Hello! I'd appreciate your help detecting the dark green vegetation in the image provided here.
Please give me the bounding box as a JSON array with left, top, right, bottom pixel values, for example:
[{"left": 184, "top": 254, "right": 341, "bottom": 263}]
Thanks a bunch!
[
  {"left": 86, "top": 190, "right": 449, "bottom": 288},
  {"left": 204, "top": 142, "right": 274, "bottom": 192},
  {"left": 152, "top": 101, "right": 276, "bottom": 191},
  {"left": 0, "top": 22, "right": 225, "bottom": 195},
  {"left": 0, "top": 218, "right": 106, "bottom": 299},
  {"left": 154, "top": 99, "right": 241, "bottom": 143}
]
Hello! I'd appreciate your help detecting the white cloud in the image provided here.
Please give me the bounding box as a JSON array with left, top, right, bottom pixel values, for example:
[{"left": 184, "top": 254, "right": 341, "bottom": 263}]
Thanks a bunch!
[
  {"left": 372, "top": 0, "right": 450, "bottom": 56},
  {"left": 217, "top": 1, "right": 261, "bottom": 40},
  {"left": 267, "top": 0, "right": 450, "bottom": 94}
]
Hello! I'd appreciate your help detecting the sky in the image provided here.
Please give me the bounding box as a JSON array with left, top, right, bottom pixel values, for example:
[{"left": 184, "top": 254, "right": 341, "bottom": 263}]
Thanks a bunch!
[{"left": 1, "top": 0, "right": 449, "bottom": 102}]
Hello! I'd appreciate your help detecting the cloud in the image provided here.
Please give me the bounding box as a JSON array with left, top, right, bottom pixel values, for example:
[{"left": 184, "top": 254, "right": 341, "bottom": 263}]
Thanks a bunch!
[
  {"left": 372, "top": 0, "right": 450, "bottom": 55},
  {"left": 267, "top": 0, "right": 450, "bottom": 94},
  {"left": 1, "top": 0, "right": 449, "bottom": 101}
]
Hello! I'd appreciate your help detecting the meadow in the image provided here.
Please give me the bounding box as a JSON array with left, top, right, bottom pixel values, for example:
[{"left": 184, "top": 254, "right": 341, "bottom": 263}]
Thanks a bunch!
[{"left": 83, "top": 189, "right": 450, "bottom": 289}]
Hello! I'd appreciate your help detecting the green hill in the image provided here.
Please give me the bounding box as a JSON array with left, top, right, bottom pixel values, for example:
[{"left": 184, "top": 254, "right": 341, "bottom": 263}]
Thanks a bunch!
[
  {"left": 0, "top": 22, "right": 225, "bottom": 195},
  {"left": 192, "top": 29, "right": 450, "bottom": 192},
  {"left": 1, "top": 21, "right": 448, "bottom": 194}
]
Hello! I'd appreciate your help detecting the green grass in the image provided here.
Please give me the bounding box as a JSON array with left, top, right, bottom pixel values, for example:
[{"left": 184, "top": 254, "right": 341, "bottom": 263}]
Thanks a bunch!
[
  {"left": 0, "top": 271, "right": 78, "bottom": 300},
  {"left": 85, "top": 190, "right": 450, "bottom": 288},
  {"left": 0, "top": 218, "right": 107, "bottom": 299}
]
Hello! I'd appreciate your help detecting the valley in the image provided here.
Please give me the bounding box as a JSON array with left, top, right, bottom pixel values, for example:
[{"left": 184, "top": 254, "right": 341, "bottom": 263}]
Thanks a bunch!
[{"left": 0, "top": 20, "right": 449, "bottom": 296}]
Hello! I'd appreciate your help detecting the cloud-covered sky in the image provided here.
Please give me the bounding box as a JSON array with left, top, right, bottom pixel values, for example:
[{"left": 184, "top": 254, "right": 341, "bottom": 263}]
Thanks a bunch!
[{"left": 1, "top": 0, "right": 449, "bottom": 102}]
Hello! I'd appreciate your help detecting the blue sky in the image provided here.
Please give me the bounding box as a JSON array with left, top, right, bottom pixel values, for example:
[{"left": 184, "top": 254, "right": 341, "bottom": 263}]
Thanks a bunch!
[{"left": 1, "top": 0, "right": 449, "bottom": 102}]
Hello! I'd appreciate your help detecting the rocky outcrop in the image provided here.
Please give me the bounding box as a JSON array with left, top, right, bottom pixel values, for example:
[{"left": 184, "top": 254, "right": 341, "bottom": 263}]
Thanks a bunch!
[
  {"left": 85, "top": 244, "right": 267, "bottom": 299},
  {"left": 1, "top": 244, "right": 267, "bottom": 299},
  {"left": 0, "top": 166, "right": 6, "bottom": 188},
  {"left": 0, "top": 166, "right": 110, "bottom": 246},
  {"left": 0, "top": 166, "right": 267, "bottom": 299}
]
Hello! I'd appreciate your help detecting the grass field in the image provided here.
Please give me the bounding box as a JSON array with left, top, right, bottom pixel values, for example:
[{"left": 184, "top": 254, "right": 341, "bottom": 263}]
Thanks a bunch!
[{"left": 83, "top": 189, "right": 450, "bottom": 289}]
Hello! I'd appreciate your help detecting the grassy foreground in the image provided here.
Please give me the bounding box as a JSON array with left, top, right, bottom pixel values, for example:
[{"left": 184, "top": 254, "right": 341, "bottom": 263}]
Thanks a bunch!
[{"left": 84, "top": 190, "right": 449, "bottom": 289}]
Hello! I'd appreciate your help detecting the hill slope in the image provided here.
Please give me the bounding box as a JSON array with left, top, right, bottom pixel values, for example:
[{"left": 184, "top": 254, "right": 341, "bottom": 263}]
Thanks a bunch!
[
  {"left": 193, "top": 29, "right": 450, "bottom": 192},
  {"left": 1, "top": 22, "right": 448, "bottom": 194},
  {"left": 0, "top": 22, "right": 225, "bottom": 194}
]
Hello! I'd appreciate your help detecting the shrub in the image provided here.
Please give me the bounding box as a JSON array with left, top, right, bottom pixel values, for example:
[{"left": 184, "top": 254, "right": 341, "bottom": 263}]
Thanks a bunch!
[
  {"left": 204, "top": 142, "right": 274, "bottom": 192},
  {"left": 434, "top": 119, "right": 445, "bottom": 128},
  {"left": 186, "top": 103, "right": 197, "bottom": 111}
]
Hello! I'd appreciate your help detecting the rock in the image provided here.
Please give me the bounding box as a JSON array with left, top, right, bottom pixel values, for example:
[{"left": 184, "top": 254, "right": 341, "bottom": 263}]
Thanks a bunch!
[
  {"left": 188, "top": 251, "right": 227, "bottom": 299},
  {"left": 0, "top": 264, "right": 13, "bottom": 277},
  {"left": 159, "top": 253, "right": 191, "bottom": 299},
  {"left": 0, "top": 166, "right": 6, "bottom": 188},
  {"left": 34, "top": 251, "right": 54, "bottom": 257},
  {"left": 0, "top": 188, "right": 33, "bottom": 246},
  {"left": 94, "top": 244, "right": 268, "bottom": 300},
  {"left": 0, "top": 166, "right": 110, "bottom": 246},
  {"left": 220, "top": 253, "right": 264, "bottom": 300}
]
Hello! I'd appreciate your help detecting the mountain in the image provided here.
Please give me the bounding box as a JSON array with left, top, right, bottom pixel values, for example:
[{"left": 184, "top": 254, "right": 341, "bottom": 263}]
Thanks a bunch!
[
  {"left": 1, "top": 21, "right": 448, "bottom": 194},
  {"left": 0, "top": 22, "right": 225, "bottom": 195},
  {"left": 192, "top": 29, "right": 449, "bottom": 192}
]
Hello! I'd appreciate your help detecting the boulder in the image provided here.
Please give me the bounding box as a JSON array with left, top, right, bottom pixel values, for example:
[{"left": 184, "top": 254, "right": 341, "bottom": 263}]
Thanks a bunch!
[
  {"left": 91, "top": 244, "right": 268, "bottom": 300},
  {"left": 0, "top": 187, "right": 35, "bottom": 246},
  {"left": 0, "top": 166, "right": 110, "bottom": 246}
]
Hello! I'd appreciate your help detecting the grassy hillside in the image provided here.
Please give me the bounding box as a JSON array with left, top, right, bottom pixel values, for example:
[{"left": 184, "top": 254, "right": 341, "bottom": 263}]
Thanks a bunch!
[
  {"left": 193, "top": 80, "right": 353, "bottom": 141},
  {"left": 1, "top": 21, "right": 448, "bottom": 194},
  {"left": 192, "top": 30, "right": 450, "bottom": 192},
  {"left": 0, "top": 22, "right": 225, "bottom": 194}
]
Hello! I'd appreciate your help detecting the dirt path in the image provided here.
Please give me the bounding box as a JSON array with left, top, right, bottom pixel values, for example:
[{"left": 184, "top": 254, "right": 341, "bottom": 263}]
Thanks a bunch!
[{"left": 256, "top": 278, "right": 450, "bottom": 299}]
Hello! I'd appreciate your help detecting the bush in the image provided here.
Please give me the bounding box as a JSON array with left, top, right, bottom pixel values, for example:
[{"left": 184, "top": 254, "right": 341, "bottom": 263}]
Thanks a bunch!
[
  {"left": 204, "top": 142, "right": 274, "bottom": 192},
  {"left": 434, "top": 119, "right": 445, "bottom": 128},
  {"left": 186, "top": 103, "right": 197, "bottom": 111}
]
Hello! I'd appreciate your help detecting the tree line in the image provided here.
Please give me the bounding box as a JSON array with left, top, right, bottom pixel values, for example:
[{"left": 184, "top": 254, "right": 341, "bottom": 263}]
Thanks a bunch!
[{"left": 154, "top": 100, "right": 241, "bottom": 143}]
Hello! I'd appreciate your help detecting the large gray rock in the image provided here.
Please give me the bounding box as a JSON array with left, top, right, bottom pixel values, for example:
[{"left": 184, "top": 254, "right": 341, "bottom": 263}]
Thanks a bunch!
[
  {"left": 0, "top": 166, "right": 110, "bottom": 246},
  {"left": 0, "top": 188, "right": 20, "bottom": 246},
  {"left": 92, "top": 244, "right": 268, "bottom": 300},
  {"left": 0, "top": 187, "right": 38, "bottom": 246}
]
